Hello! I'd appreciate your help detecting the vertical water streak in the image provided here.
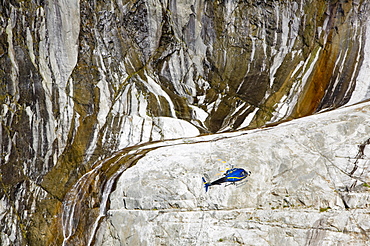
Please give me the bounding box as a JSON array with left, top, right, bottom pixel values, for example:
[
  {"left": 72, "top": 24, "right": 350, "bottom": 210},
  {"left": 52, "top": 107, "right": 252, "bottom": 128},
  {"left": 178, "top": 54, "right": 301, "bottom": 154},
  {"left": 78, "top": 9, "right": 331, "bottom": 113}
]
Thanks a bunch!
[
  {"left": 62, "top": 168, "right": 100, "bottom": 244},
  {"left": 86, "top": 152, "right": 148, "bottom": 246},
  {"left": 61, "top": 144, "right": 155, "bottom": 245}
]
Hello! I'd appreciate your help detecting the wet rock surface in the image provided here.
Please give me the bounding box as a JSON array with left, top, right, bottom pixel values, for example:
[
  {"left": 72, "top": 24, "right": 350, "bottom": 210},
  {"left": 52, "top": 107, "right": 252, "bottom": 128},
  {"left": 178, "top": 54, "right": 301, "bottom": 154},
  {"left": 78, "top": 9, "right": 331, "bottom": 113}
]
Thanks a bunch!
[{"left": 1, "top": 0, "right": 370, "bottom": 245}]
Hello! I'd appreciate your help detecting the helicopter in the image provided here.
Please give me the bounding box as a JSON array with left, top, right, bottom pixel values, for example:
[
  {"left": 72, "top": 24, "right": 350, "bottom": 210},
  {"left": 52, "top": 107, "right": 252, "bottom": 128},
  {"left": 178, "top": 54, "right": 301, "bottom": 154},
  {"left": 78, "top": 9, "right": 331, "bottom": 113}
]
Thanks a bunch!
[{"left": 202, "top": 167, "right": 251, "bottom": 192}]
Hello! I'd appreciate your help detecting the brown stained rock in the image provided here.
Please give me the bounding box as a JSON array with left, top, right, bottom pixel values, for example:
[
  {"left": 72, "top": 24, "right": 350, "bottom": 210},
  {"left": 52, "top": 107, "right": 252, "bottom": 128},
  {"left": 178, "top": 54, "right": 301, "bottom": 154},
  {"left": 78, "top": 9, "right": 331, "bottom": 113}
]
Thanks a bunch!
[{"left": 1, "top": 1, "right": 370, "bottom": 245}]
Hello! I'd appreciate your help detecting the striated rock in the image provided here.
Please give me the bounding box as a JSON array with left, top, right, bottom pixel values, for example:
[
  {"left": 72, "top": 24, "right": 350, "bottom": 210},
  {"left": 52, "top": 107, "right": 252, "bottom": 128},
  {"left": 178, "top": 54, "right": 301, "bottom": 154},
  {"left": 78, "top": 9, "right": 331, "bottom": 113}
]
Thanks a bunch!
[
  {"left": 92, "top": 101, "right": 370, "bottom": 246},
  {"left": 1, "top": 0, "right": 370, "bottom": 245}
]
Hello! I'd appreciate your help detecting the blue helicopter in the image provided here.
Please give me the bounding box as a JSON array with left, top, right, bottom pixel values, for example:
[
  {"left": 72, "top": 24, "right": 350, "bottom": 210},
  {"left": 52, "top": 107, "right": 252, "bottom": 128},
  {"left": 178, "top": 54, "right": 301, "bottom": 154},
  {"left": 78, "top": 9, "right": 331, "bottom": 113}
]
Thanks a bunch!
[{"left": 202, "top": 168, "right": 251, "bottom": 192}]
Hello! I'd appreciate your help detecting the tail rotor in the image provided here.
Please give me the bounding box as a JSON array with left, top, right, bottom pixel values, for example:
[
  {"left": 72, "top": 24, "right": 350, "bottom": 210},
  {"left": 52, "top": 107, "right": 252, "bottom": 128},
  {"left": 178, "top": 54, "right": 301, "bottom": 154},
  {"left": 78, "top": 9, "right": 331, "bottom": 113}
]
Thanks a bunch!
[{"left": 202, "top": 177, "right": 210, "bottom": 192}]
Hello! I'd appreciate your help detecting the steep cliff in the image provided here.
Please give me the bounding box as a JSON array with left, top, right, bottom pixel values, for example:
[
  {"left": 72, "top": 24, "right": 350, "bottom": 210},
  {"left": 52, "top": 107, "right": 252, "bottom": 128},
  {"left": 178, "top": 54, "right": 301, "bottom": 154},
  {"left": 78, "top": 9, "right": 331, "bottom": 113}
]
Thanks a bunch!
[
  {"left": 1, "top": 0, "right": 370, "bottom": 245},
  {"left": 93, "top": 100, "right": 370, "bottom": 245}
]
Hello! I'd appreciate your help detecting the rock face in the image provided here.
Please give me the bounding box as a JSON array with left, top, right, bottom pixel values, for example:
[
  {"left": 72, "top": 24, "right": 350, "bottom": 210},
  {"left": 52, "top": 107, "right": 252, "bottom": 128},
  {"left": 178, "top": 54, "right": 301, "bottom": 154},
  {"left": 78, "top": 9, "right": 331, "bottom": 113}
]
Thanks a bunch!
[
  {"left": 90, "top": 101, "right": 370, "bottom": 246},
  {"left": 1, "top": 0, "right": 370, "bottom": 245}
]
